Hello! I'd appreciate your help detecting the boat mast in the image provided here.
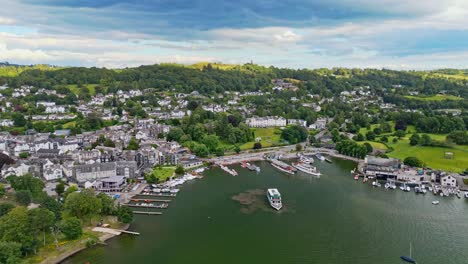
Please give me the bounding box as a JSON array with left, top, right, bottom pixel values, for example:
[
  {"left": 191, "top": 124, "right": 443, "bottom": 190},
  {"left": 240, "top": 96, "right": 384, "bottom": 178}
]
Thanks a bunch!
[{"left": 410, "top": 242, "right": 412, "bottom": 258}]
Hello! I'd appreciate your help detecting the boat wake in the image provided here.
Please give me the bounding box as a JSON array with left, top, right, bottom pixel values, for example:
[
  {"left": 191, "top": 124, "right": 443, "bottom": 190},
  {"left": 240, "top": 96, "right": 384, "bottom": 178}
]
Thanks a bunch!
[{"left": 232, "top": 189, "right": 293, "bottom": 214}]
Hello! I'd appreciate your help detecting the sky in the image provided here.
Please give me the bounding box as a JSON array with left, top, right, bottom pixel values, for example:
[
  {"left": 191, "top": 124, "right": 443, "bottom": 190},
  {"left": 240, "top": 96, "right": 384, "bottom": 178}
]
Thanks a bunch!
[{"left": 0, "top": 0, "right": 467, "bottom": 69}]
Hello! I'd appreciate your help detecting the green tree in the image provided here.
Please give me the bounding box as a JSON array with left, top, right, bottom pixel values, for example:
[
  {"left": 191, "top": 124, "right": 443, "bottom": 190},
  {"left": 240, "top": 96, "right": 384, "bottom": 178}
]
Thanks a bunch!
[
  {"left": 403, "top": 157, "right": 424, "bottom": 168},
  {"left": 28, "top": 208, "right": 55, "bottom": 246},
  {"left": 12, "top": 112, "right": 26, "bottom": 127},
  {"left": 253, "top": 142, "right": 262, "bottom": 150},
  {"left": 116, "top": 205, "right": 133, "bottom": 224},
  {"left": 7, "top": 174, "right": 45, "bottom": 200},
  {"left": 64, "top": 189, "right": 102, "bottom": 221},
  {"left": 19, "top": 152, "right": 29, "bottom": 159},
  {"left": 40, "top": 196, "right": 62, "bottom": 220},
  {"left": 363, "top": 142, "right": 373, "bottom": 154},
  {"left": 202, "top": 135, "right": 219, "bottom": 152},
  {"left": 420, "top": 134, "right": 432, "bottom": 146},
  {"left": 126, "top": 137, "right": 140, "bottom": 150},
  {"left": 409, "top": 134, "right": 420, "bottom": 146},
  {"left": 0, "top": 241, "right": 22, "bottom": 264},
  {"left": 380, "top": 136, "right": 388, "bottom": 143},
  {"left": 16, "top": 190, "right": 32, "bottom": 206},
  {"left": 175, "top": 165, "right": 185, "bottom": 175},
  {"left": 0, "top": 183, "right": 5, "bottom": 198},
  {"left": 365, "top": 131, "right": 376, "bottom": 141},
  {"left": 0, "top": 207, "right": 36, "bottom": 254},
  {"left": 63, "top": 185, "right": 78, "bottom": 198},
  {"left": 166, "top": 127, "right": 185, "bottom": 142},
  {"left": 295, "top": 143, "right": 303, "bottom": 152},
  {"left": 60, "top": 217, "right": 82, "bottom": 240},
  {"left": 356, "top": 133, "right": 365, "bottom": 141},
  {"left": 97, "top": 193, "right": 115, "bottom": 216},
  {"left": 234, "top": 145, "right": 241, "bottom": 154},
  {"left": 0, "top": 203, "right": 14, "bottom": 217},
  {"left": 394, "top": 129, "right": 406, "bottom": 138},
  {"left": 55, "top": 182, "right": 65, "bottom": 197}
]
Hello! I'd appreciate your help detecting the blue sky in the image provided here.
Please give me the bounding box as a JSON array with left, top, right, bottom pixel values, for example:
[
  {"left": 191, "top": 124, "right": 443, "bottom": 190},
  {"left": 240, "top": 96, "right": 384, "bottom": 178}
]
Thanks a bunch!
[{"left": 0, "top": 0, "right": 467, "bottom": 69}]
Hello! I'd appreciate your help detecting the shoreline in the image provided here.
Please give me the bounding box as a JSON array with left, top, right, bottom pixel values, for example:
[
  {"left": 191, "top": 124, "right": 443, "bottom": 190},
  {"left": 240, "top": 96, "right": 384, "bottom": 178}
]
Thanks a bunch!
[{"left": 40, "top": 223, "right": 131, "bottom": 264}]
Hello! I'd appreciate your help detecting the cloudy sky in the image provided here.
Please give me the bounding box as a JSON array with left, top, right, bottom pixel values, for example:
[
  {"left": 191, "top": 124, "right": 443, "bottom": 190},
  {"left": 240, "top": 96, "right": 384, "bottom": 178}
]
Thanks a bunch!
[{"left": 0, "top": 0, "right": 467, "bottom": 69}]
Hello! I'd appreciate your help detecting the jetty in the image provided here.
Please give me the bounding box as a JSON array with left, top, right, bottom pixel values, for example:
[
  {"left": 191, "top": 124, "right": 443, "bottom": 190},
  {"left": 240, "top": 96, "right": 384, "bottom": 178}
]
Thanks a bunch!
[
  {"left": 126, "top": 203, "right": 169, "bottom": 209},
  {"left": 139, "top": 192, "right": 177, "bottom": 197},
  {"left": 93, "top": 227, "right": 140, "bottom": 236},
  {"left": 220, "top": 164, "right": 238, "bottom": 176},
  {"left": 131, "top": 198, "right": 172, "bottom": 203},
  {"left": 133, "top": 211, "right": 163, "bottom": 215}
]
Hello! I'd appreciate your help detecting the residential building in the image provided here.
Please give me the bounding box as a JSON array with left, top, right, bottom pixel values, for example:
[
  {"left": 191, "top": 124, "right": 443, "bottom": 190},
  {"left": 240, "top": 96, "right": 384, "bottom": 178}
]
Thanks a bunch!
[{"left": 246, "top": 116, "right": 287, "bottom": 128}]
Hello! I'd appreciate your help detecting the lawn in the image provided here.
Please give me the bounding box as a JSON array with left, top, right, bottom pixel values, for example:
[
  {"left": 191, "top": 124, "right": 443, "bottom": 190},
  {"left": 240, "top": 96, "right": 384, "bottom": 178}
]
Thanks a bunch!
[
  {"left": 239, "top": 128, "right": 283, "bottom": 150},
  {"left": 357, "top": 141, "right": 388, "bottom": 150},
  {"left": 67, "top": 84, "right": 98, "bottom": 95},
  {"left": 63, "top": 121, "right": 77, "bottom": 129},
  {"left": 404, "top": 94, "right": 462, "bottom": 101},
  {"left": 149, "top": 167, "right": 175, "bottom": 182},
  {"left": 386, "top": 137, "right": 468, "bottom": 173}
]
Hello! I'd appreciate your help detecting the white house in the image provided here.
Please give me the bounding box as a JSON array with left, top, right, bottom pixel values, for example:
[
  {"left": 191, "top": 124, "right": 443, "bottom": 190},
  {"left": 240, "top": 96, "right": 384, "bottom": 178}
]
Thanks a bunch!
[
  {"left": 287, "top": 119, "right": 307, "bottom": 127},
  {"left": 246, "top": 116, "right": 287, "bottom": 128},
  {"left": 441, "top": 175, "right": 457, "bottom": 187},
  {"left": 37, "top": 101, "right": 56, "bottom": 107},
  {"left": 0, "top": 119, "right": 14, "bottom": 127},
  {"left": 45, "top": 106, "right": 66, "bottom": 114},
  {"left": 2, "top": 163, "right": 30, "bottom": 177},
  {"left": 309, "top": 118, "right": 328, "bottom": 130}
]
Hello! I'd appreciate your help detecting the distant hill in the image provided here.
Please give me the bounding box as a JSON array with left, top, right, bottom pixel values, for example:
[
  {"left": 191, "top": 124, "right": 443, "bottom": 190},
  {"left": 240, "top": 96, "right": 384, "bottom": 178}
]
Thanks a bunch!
[{"left": 0, "top": 62, "right": 62, "bottom": 77}]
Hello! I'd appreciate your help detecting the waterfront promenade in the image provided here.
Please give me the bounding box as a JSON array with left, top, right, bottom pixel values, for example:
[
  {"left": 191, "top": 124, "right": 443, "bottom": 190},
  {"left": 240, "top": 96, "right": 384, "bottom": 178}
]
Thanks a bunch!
[{"left": 207, "top": 145, "right": 362, "bottom": 165}]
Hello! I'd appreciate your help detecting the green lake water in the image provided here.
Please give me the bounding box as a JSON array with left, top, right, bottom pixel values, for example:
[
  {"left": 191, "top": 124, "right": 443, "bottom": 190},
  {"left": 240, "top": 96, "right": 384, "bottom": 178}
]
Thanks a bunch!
[{"left": 63, "top": 158, "right": 468, "bottom": 264}]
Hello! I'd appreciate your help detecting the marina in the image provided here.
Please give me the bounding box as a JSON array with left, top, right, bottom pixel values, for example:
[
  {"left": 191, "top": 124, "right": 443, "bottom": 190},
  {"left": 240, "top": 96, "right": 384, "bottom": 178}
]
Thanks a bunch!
[{"left": 65, "top": 159, "right": 468, "bottom": 264}]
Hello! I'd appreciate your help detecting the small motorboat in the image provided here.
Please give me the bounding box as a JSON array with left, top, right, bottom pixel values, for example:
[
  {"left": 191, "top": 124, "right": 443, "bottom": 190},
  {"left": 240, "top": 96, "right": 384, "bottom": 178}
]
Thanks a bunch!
[
  {"left": 400, "top": 255, "right": 416, "bottom": 263},
  {"left": 432, "top": 200, "right": 439, "bottom": 205}
]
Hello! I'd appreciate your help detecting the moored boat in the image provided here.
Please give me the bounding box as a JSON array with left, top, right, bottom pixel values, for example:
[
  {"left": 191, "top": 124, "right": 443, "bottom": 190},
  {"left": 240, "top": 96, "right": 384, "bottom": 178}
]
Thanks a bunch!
[
  {"left": 432, "top": 200, "right": 439, "bottom": 205},
  {"left": 267, "top": 188, "right": 282, "bottom": 210},
  {"left": 292, "top": 162, "right": 321, "bottom": 176},
  {"left": 315, "top": 153, "right": 326, "bottom": 162},
  {"left": 270, "top": 159, "right": 296, "bottom": 175}
]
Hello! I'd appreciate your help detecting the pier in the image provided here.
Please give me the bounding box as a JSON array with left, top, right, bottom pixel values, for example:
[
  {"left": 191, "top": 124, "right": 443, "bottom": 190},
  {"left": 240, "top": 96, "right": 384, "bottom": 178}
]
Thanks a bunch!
[
  {"left": 133, "top": 211, "right": 163, "bottom": 215},
  {"left": 139, "top": 193, "right": 177, "bottom": 197},
  {"left": 130, "top": 198, "right": 172, "bottom": 202},
  {"left": 93, "top": 227, "right": 140, "bottom": 236},
  {"left": 125, "top": 203, "right": 169, "bottom": 209},
  {"left": 219, "top": 164, "right": 238, "bottom": 176}
]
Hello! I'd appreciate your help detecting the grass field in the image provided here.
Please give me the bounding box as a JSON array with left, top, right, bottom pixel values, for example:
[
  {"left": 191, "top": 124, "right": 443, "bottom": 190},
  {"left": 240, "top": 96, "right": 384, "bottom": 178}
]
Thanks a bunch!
[
  {"left": 63, "top": 121, "right": 77, "bottom": 129},
  {"left": 357, "top": 141, "right": 388, "bottom": 150},
  {"left": 67, "top": 84, "right": 98, "bottom": 95},
  {"left": 149, "top": 167, "right": 175, "bottom": 181},
  {"left": 385, "top": 136, "right": 468, "bottom": 173},
  {"left": 404, "top": 94, "right": 462, "bottom": 101},
  {"left": 239, "top": 128, "right": 283, "bottom": 150}
]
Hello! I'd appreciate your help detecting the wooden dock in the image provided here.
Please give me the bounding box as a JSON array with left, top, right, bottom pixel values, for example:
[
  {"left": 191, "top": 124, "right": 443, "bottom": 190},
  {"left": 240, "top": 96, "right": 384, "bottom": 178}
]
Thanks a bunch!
[
  {"left": 138, "top": 193, "right": 177, "bottom": 197},
  {"left": 130, "top": 198, "right": 172, "bottom": 202},
  {"left": 125, "top": 204, "right": 169, "bottom": 209},
  {"left": 133, "top": 211, "right": 163, "bottom": 215},
  {"left": 93, "top": 227, "right": 140, "bottom": 235}
]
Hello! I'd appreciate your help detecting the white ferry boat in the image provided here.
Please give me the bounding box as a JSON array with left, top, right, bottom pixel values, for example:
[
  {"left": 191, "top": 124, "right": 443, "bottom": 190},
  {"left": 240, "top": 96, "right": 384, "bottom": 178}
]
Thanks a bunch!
[
  {"left": 292, "top": 162, "right": 321, "bottom": 176},
  {"left": 267, "top": 188, "right": 282, "bottom": 210},
  {"left": 270, "top": 159, "right": 296, "bottom": 175}
]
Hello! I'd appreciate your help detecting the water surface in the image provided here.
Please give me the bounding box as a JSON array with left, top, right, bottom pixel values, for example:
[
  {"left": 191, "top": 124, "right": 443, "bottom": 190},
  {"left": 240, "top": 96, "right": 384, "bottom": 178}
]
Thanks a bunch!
[{"left": 64, "top": 159, "right": 468, "bottom": 264}]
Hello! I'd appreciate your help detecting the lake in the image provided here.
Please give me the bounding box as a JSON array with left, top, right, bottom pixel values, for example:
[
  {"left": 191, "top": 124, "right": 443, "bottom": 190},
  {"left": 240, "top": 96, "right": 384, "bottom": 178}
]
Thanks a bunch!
[{"left": 63, "top": 158, "right": 468, "bottom": 264}]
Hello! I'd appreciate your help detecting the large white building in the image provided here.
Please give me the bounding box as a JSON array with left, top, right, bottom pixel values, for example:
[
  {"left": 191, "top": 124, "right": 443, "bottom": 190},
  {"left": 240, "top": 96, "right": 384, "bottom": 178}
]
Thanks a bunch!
[
  {"left": 441, "top": 175, "right": 457, "bottom": 187},
  {"left": 246, "top": 116, "right": 287, "bottom": 128}
]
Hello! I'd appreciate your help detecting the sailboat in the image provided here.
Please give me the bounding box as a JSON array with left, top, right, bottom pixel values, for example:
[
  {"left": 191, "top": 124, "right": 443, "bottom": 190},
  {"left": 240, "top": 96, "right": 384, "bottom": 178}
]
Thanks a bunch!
[{"left": 400, "top": 242, "right": 416, "bottom": 263}]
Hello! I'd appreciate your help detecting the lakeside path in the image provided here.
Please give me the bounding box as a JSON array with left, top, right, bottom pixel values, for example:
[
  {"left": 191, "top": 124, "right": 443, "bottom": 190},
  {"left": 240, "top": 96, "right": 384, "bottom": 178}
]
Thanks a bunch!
[
  {"left": 206, "top": 145, "right": 362, "bottom": 165},
  {"left": 39, "top": 224, "right": 130, "bottom": 264}
]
